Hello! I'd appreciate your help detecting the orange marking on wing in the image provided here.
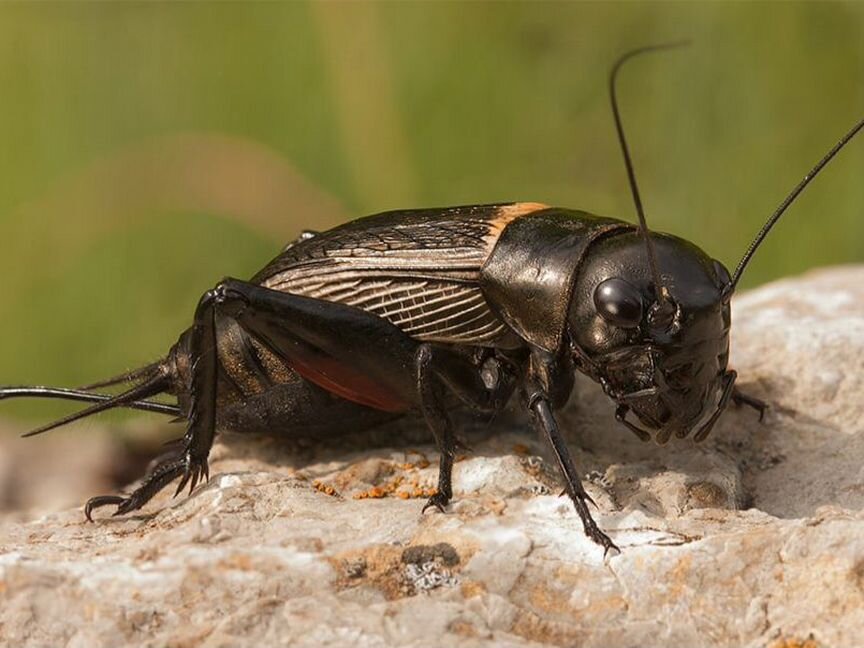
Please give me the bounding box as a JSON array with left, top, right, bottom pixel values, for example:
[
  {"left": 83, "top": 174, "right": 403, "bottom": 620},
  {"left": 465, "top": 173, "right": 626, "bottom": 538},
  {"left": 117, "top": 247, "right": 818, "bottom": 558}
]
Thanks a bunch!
[
  {"left": 497, "top": 201, "right": 549, "bottom": 220},
  {"left": 485, "top": 202, "right": 548, "bottom": 254}
]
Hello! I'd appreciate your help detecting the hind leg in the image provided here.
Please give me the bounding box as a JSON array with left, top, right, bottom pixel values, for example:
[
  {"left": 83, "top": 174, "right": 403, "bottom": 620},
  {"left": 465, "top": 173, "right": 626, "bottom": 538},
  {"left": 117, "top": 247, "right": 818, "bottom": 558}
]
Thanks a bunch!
[
  {"left": 85, "top": 278, "right": 423, "bottom": 519},
  {"left": 85, "top": 283, "right": 224, "bottom": 518}
]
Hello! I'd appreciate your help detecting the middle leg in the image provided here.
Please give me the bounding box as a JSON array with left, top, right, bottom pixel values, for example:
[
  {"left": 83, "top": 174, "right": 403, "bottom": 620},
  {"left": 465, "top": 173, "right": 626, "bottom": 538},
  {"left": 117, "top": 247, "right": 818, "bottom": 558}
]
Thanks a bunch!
[{"left": 414, "top": 343, "right": 519, "bottom": 513}]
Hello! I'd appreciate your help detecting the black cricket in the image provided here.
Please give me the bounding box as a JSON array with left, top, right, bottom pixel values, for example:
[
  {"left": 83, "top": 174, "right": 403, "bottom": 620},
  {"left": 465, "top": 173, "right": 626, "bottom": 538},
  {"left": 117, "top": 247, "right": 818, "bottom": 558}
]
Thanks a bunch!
[{"left": 2, "top": 45, "right": 862, "bottom": 554}]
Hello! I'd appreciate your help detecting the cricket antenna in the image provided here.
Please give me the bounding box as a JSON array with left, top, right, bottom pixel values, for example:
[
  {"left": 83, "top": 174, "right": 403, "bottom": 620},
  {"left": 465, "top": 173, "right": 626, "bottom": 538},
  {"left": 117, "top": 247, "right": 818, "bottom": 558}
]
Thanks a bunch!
[
  {"left": 609, "top": 41, "right": 689, "bottom": 305},
  {"left": 728, "top": 116, "right": 864, "bottom": 293}
]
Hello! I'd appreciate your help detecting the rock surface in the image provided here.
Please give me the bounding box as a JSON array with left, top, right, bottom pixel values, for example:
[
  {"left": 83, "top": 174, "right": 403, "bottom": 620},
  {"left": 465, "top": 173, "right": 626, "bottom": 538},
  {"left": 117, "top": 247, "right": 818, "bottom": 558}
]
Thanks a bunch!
[{"left": 2, "top": 266, "right": 864, "bottom": 648}]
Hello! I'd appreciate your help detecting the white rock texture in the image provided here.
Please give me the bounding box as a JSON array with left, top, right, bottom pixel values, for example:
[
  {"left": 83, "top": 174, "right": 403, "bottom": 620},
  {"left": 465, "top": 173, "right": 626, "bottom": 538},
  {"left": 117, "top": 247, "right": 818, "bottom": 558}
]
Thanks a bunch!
[{"left": 2, "top": 266, "right": 864, "bottom": 648}]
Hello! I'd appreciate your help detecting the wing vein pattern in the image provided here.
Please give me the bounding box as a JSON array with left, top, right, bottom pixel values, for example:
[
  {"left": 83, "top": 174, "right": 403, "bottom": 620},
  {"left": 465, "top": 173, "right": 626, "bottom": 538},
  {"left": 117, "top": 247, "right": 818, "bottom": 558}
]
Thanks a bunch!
[{"left": 254, "top": 204, "right": 542, "bottom": 346}]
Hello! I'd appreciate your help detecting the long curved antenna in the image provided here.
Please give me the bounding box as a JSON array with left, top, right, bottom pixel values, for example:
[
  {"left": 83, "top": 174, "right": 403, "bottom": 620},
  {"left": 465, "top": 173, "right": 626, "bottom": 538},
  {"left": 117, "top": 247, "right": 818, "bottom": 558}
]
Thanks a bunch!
[
  {"left": 610, "top": 41, "right": 689, "bottom": 303},
  {"left": 0, "top": 386, "right": 179, "bottom": 416},
  {"left": 729, "top": 116, "right": 864, "bottom": 291}
]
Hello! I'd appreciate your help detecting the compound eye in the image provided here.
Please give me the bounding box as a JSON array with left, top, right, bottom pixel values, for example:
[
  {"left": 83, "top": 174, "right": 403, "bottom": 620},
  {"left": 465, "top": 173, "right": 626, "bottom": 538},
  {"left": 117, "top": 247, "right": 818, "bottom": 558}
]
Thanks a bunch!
[{"left": 593, "top": 278, "right": 643, "bottom": 329}]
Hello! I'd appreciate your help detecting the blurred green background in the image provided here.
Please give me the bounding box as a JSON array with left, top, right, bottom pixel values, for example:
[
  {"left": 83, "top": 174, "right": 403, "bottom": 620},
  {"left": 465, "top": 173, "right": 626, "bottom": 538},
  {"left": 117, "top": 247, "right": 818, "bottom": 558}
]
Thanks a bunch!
[{"left": 0, "top": 2, "right": 862, "bottom": 424}]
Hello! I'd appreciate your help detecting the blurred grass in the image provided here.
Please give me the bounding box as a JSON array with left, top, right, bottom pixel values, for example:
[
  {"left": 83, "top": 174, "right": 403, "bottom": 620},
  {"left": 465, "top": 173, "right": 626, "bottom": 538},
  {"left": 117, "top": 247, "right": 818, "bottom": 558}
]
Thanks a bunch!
[{"left": 0, "top": 2, "right": 862, "bottom": 423}]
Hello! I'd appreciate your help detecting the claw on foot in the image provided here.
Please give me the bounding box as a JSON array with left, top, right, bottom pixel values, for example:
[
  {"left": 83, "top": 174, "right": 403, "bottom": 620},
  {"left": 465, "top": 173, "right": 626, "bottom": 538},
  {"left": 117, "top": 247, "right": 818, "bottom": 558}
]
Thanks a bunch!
[
  {"left": 567, "top": 490, "right": 618, "bottom": 554},
  {"left": 602, "top": 538, "right": 622, "bottom": 558},
  {"left": 83, "top": 454, "right": 194, "bottom": 522},
  {"left": 172, "top": 454, "right": 210, "bottom": 498},
  {"left": 585, "top": 521, "right": 620, "bottom": 557},
  {"left": 421, "top": 491, "right": 450, "bottom": 514},
  {"left": 84, "top": 492, "right": 149, "bottom": 521},
  {"left": 84, "top": 495, "right": 126, "bottom": 522}
]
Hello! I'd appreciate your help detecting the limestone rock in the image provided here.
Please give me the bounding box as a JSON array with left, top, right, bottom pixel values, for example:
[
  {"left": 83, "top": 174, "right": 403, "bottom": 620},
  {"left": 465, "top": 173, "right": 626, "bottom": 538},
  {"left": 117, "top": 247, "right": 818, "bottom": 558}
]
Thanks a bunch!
[{"left": 2, "top": 266, "right": 864, "bottom": 647}]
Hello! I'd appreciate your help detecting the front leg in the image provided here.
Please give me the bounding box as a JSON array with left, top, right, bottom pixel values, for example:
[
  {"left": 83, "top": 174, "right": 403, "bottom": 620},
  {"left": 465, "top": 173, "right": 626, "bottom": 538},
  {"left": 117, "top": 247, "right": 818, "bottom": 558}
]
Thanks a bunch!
[
  {"left": 523, "top": 350, "right": 618, "bottom": 555},
  {"left": 85, "top": 286, "right": 224, "bottom": 518}
]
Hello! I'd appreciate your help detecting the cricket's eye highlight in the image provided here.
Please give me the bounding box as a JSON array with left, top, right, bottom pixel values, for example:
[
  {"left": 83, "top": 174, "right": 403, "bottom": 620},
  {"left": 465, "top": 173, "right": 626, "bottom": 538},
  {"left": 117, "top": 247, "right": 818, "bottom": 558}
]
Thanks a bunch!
[{"left": 594, "top": 278, "right": 643, "bottom": 328}]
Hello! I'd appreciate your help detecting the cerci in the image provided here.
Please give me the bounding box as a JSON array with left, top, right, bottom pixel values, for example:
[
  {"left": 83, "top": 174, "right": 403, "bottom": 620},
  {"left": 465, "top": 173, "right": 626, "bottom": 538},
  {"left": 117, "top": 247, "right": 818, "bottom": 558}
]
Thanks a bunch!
[{"left": 3, "top": 44, "right": 861, "bottom": 554}]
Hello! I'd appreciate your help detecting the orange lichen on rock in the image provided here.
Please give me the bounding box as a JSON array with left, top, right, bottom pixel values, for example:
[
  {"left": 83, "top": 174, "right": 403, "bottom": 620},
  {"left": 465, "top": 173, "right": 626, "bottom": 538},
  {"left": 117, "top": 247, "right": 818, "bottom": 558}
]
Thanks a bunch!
[
  {"left": 352, "top": 461, "right": 437, "bottom": 500},
  {"left": 312, "top": 480, "right": 339, "bottom": 497},
  {"left": 354, "top": 479, "right": 437, "bottom": 501},
  {"left": 353, "top": 475, "right": 403, "bottom": 499}
]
